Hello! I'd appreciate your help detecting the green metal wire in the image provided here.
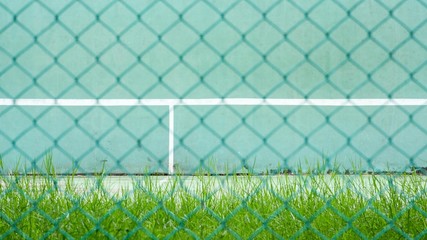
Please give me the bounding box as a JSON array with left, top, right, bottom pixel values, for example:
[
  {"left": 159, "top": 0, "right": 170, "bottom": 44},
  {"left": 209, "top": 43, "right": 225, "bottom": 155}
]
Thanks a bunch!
[{"left": 0, "top": 0, "right": 426, "bottom": 238}]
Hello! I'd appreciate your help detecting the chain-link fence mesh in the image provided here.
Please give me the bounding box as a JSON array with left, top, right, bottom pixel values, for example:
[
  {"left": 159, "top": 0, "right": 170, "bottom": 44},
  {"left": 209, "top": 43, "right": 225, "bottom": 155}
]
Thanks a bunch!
[{"left": 1, "top": 0, "right": 427, "bottom": 238}]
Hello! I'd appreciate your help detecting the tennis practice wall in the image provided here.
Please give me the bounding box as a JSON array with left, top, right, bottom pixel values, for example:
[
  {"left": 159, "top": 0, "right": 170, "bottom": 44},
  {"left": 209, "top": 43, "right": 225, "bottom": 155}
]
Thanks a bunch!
[{"left": 0, "top": 0, "right": 426, "bottom": 174}]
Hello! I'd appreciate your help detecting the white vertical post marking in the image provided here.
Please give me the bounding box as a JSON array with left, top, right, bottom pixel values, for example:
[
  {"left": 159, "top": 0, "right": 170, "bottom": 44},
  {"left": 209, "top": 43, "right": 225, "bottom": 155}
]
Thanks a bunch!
[{"left": 168, "top": 104, "right": 175, "bottom": 175}]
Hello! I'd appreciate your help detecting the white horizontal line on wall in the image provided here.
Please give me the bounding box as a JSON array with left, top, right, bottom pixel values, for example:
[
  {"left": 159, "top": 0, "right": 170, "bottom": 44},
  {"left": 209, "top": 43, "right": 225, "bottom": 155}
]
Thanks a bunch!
[{"left": 0, "top": 98, "right": 426, "bottom": 107}]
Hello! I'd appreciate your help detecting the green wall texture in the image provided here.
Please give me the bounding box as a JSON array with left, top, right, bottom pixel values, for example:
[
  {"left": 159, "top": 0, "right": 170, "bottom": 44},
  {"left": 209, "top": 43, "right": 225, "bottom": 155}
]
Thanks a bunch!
[{"left": 0, "top": 0, "right": 426, "bottom": 173}]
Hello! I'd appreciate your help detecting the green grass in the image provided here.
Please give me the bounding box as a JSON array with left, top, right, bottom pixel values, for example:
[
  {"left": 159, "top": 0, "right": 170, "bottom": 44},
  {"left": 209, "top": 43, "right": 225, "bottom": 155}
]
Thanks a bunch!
[{"left": 1, "top": 160, "right": 427, "bottom": 239}]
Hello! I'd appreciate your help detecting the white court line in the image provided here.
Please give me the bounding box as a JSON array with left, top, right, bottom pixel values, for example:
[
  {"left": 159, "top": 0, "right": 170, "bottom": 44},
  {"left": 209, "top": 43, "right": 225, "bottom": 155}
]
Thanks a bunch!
[
  {"left": 1, "top": 98, "right": 426, "bottom": 175},
  {"left": 168, "top": 105, "right": 175, "bottom": 174},
  {"left": 0, "top": 98, "right": 427, "bottom": 106}
]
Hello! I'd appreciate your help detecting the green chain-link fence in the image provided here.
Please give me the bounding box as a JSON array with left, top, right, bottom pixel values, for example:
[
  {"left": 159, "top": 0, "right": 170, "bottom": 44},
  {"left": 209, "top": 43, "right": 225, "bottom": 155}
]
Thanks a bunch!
[{"left": 1, "top": 0, "right": 427, "bottom": 238}]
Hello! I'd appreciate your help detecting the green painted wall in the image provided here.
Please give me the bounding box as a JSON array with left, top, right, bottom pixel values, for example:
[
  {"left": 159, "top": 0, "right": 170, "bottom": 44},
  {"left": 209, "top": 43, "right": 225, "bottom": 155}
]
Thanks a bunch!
[{"left": 0, "top": 1, "right": 426, "bottom": 173}]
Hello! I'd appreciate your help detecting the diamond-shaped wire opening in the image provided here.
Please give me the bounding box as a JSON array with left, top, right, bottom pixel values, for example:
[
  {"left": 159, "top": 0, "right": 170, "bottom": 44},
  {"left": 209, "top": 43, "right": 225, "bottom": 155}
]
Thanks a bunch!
[
  {"left": 394, "top": 39, "right": 427, "bottom": 72},
  {"left": 78, "top": 65, "right": 116, "bottom": 97},
  {"left": 287, "top": 63, "right": 325, "bottom": 97},
  {"left": 226, "top": 207, "right": 265, "bottom": 239},
  {"left": 16, "top": 211, "right": 55, "bottom": 239},
  {"left": 309, "top": 41, "right": 346, "bottom": 73},
  {"left": 79, "top": 23, "right": 116, "bottom": 56},
  {"left": 120, "top": 64, "right": 158, "bottom": 98},
  {"left": 351, "top": 40, "right": 389, "bottom": 73},
  {"left": 17, "top": 2, "right": 55, "bottom": 35},
  {"left": 225, "top": 1, "right": 262, "bottom": 33},
  {"left": 205, "top": 21, "right": 241, "bottom": 54},
  {"left": 140, "top": 2, "right": 179, "bottom": 34},
  {"left": 203, "top": 63, "right": 242, "bottom": 97},
  {"left": 0, "top": 24, "right": 33, "bottom": 57},
  {"left": 36, "top": 66, "right": 74, "bottom": 98},
  {"left": 373, "top": 18, "right": 410, "bottom": 51},
  {"left": 225, "top": 43, "right": 263, "bottom": 75},
  {"left": 267, "top": 1, "right": 304, "bottom": 32},
  {"left": 15, "top": 128, "right": 53, "bottom": 159},
  {"left": 394, "top": 205, "right": 427, "bottom": 238},
  {"left": 38, "top": 24, "right": 74, "bottom": 56},
  {"left": 16, "top": 45, "right": 54, "bottom": 77},
  {"left": 99, "top": 2, "right": 136, "bottom": 35},
  {"left": 372, "top": 61, "right": 410, "bottom": 93},
  {"left": 120, "top": 23, "right": 157, "bottom": 55},
  {"left": 183, "top": 1, "right": 220, "bottom": 34},
  {"left": 352, "top": 208, "right": 395, "bottom": 239},
  {"left": 351, "top": 0, "right": 389, "bottom": 30},
  {"left": 245, "top": 64, "right": 283, "bottom": 97},
  {"left": 183, "top": 42, "right": 221, "bottom": 75},
  {"left": 330, "top": 18, "right": 368, "bottom": 52},
  {"left": 268, "top": 207, "right": 305, "bottom": 239},
  {"left": 162, "top": 22, "right": 199, "bottom": 55},
  {"left": 162, "top": 63, "right": 200, "bottom": 97},
  {"left": 308, "top": 0, "right": 347, "bottom": 32},
  {"left": 99, "top": 44, "right": 136, "bottom": 76},
  {"left": 58, "top": 45, "right": 95, "bottom": 77},
  {"left": 141, "top": 43, "right": 179, "bottom": 75},
  {"left": 58, "top": 2, "right": 96, "bottom": 35},
  {"left": 140, "top": 205, "right": 180, "bottom": 237},
  {"left": 393, "top": 0, "right": 427, "bottom": 29},
  {"left": 0, "top": 66, "right": 33, "bottom": 98},
  {"left": 246, "top": 22, "right": 283, "bottom": 54},
  {"left": 288, "top": 21, "right": 325, "bottom": 52},
  {"left": 59, "top": 210, "right": 95, "bottom": 239},
  {"left": 310, "top": 207, "right": 348, "bottom": 238}
]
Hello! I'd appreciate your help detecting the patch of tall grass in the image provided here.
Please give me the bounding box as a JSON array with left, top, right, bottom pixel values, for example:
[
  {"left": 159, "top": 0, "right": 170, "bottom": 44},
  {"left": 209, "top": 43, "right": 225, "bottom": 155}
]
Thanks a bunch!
[{"left": 1, "top": 156, "right": 427, "bottom": 239}]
